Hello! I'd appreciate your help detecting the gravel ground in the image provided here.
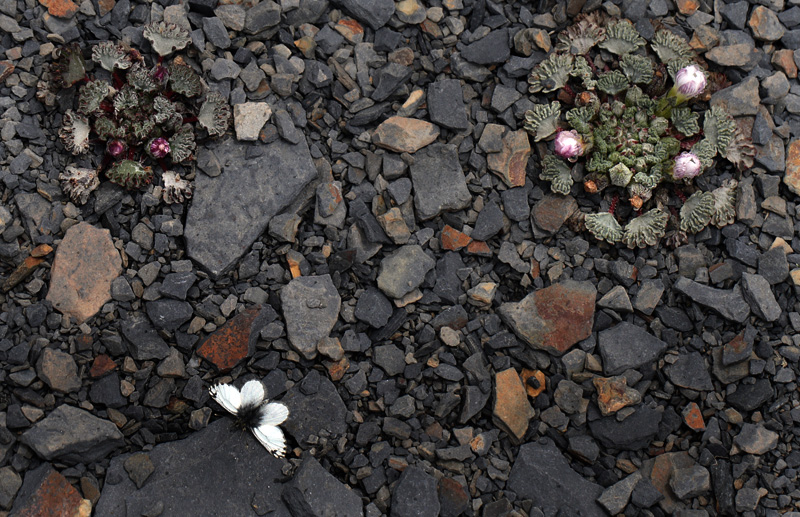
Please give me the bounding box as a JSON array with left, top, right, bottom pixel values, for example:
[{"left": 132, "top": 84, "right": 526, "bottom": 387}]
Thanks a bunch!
[{"left": 1, "top": 0, "right": 800, "bottom": 515}]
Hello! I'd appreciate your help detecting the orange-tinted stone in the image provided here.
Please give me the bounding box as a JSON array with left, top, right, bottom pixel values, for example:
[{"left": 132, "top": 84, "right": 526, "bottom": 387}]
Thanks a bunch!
[
  {"left": 293, "top": 36, "right": 316, "bottom": 57},
  {"left": 97, "top": 0, "right": 114, "bottom": 15},
  {"left": 47, "top": 222, "right": 122, "bottom": 323},
  {"left": 0, "top": 61, "right": 15, "bottom": 84},
  {"left": 530, "top": 259, "right": 540, "bottom": 279},
  {"left": 492, "top": 368, "right": 533, "bottom": 444},
  {"left": 372, "top": 116, "right": 440, "bottom": 154},
  {"left": 196, "top": 307, "right": 270, "bottom": 371},
  {"left": 532, "top": 28, "right": 551, "bottom": 52},
  {"left": 498, "top": 280, "right": 596, "bottom": 356},
  {"left": 438, "top": 478, "right": 469, "bottom": 516},
  {"left": 689, "top": 25, "right": 720, "bottom": 52},
  {"left": 773, "top": 49, "right": 798, "bottom": 78},
  {"left": 287, "top": 254, "right": 302, "bottom": 278},
  {"left": 420, "top": 19, "right": 442, "bottom": 38},
  {"left": 165, "top": 397, "right": 189, "bottom": 414},
  {"left": 487, "top": 129, "right": 530, "bottom": 187},
  {"left": 749, "top": 5, "right": 786, "bottom": 41},
  {"left": 30, "top": 244, "right": 53, "bottom": 258},
  {"left": 644, "top": 452, "right": 694, "bottom": 513},
  {"left": 2, "top": 255, "right": 45, "bottom": 292},
  {"left": 682, "top": 402, "right": 706, "bottom": 430},
  {"left": 531, "top": 195, "right": 578, "bottom": 233},
  {"left": 12, "top": 464, "right": 86, "bottom": 517},
  {"left": 465, "top": 240, "right": 492, "bottom": 257},
  {"left": 593, "top": 376, "right": 641, "bottom": 415},
  {"left": 784, "top": 139, "right": 800, "bottom": 196},
  {"left": 676, "top": 0, "right": 698, "bottom": 15},
  {"left": 325, "top": 357, "right": 349, "bottom": 381},
  {"left": 520, "top": 369, "right": 546, "bottom": 398},
  {"left": 90, "top": 354, "right": 117, "bottom": 378},
  {"left": 39, "top": 0, "right": 78, "bottom": 18},
  {"left": 335, "top": 18, "right": 364, "bottom": 43},
  {"left": 441, "top": 225, "right": 472, "bottom": 251}
]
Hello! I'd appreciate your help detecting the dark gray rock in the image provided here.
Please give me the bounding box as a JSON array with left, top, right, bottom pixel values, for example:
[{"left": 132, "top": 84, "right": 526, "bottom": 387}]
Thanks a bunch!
[
  {"left": 0, "top": 466, "right": 21, "bottom": 511},
  {"left": 758, "top": 247, "right": 789, "bottom": 284},
  {"left": 373, "top": 344, "right": 406, "bottom": 376},
  {"left": 89, "top": 372, "right": 127, "bottom": 408},
  {"left": 461, "top": 29, "right": 510, "bottom": 65},
  {"left": 471, "top": 201, "right": 504, "bottom": 241},
  {"left": 598, "top": 322, "right": 667, "bottom": 376},
  {"left": 281, "top": 371, "right": 348, "bottom": 446},
  {"left": 669, "top": 466, "right": 710, "bottom": 500},
  {"left": 120, "top": 312, "right": 171, "bottom": 360},
  {"left": 507, "top": 438, "right": 605, "bottom": 517},
  {"left": 371, "top": 63, "right": 412, "bottom": 101},
  {"left": 391, "top": 467, "right": 439, "bottom": 517},
  {"left": 740, "top": 273, "right": 781, "bottom": 322},
  {"left": 331, "top": 0, "right": 394, "bottom": 30},
  {"left": 588, "top": 404, "right": 662, "bottom": 451},
  {"left": 282, "top": 454, "right": 363, "bottom": 516},
  {"left": 95, "top": 419, "right": 288, "bottom": 515},
  {"left": 21, "top": 405, "right": 123, "bottom": 464},
  {"left": 202, "top": 17, "right": 230, "bottom": 49},
  {"left": 727, "top": 379, "right": 773, "bottom": 411},
  {"left": 664, "top": 352, "right": 714, "bottom": 391},
  {"left": 185, "top": 137, "right": 316, "bottom": 278},
  {"left": 733, "top": 423, "right": 779, "bottom": 455},
  {"left": 673, "top": 277, "right": 750, "bottom": 323},
  {"left": 273, "top": 109, "right": 304, "bottom": 145},
  {"left": 159, "top": 272, "right": 196, "bottom": 300},
  {"left": 631, "top": 477, "right": 664, "bottom": 508},
  {"left": 376, "top": 245, "right": 435, "bottom": 299},
  {"left": 501, "top": 185, "right": 529, "bottom": 221},
  {"left": 427, "top": 79, "right": 469, "bottom": 130},
  {"left": 281, "top": 275, "right": 341, "bottom": 360},
  {"left": 597, "top": 472, "right": 641, "bottom": 515},
  {"left": 145, "top": 300, "right": 193, "bottom": 331},
  {"left": 720, "top": 1, "right": 748, "bottom": 30},
  {"left": 354, "top": 286, "right": 393, "bottom": 328},
  {"left": 632, "top": 279, "right": 664, "bottom": 315},
  {"left": 410, "top": 143, "right": 471, "bottom": 221},
  {"left": 433, "top": 252, "right": 466, "bottom": 304},
  {"left": 244, "top": 0, "right": 280, "bottom": 33}
]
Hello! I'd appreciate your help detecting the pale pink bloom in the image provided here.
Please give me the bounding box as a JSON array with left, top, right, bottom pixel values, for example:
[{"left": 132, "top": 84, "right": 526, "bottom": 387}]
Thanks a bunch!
[
  {"left": 106, "top": 140, "right": 126, "bottom": 157},
  {"left": 674, "top": 65, "right": 706, "bottom": 98},
  {"left": 554, "top": 130, "right": 583, "bottom": 160},
  {"left": 149, "top": 137, "right": 170, "bottom": 158},
  {"left": 673, "top": 152, "right": 702, "bottom": 179}
]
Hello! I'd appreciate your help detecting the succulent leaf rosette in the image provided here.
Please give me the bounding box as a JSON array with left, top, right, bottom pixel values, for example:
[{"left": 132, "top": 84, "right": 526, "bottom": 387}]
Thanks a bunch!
[
  {"left": 53, "top": 22, "right": 230, "bottom": 203},
  {"left": 523, "top": 14, "right": 755, "bottom": 248}
]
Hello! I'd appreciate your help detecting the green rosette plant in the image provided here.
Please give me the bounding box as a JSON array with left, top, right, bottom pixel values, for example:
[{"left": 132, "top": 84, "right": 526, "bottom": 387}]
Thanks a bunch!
[{"left": 523, "top": 14, "right": 755, "bottom": 248}]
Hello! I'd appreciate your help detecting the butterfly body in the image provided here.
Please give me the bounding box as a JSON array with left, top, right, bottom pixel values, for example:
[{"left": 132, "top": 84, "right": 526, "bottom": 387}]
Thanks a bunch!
[{"left": 209, "top": 379, "right": 289, "bottom": 457}]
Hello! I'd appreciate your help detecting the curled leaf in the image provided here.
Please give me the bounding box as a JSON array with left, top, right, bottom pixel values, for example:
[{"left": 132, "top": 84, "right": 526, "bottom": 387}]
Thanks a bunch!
[
  {"left": 77, "top": 80, "right": 110, "bottom": 115},
  {"left": 59, "top": 110, "right": 91, "bottom": 155},
  {"left": 59, "top": 166, "right": 100, "bottom": 205},
  {"left": 51, "top": 43, "right": 86, "bottom": 88},
  {"left": 597, "top": 70, "right": 629, "bottom": 95},
  {"left": 620, "top": 54, "right": 654, "bottom": 85},
  {"left": 622, "top": 208, "right": 668, "bottom": 248},
  {"left": 168, "top": 62, "right": 204, "bottom": 97},
  {"left": 523, "top": 101, "right": 561, "bottom": 142},
  {"left": 198, "top": 91, "right": 231, "bottom": 137},
  {"left": 106, "top": 160, "right": 154, "bottom": 189},
  {"left": 143, "top": 21, "right": 191, "bottom": 57},
  {"left": 168, "top": 124, "right": 196, "bottom": 163},
  {"left": 652, "top": 30, "right": 694, "bottom": 64},
  {"left": 599, "top": 19, "right": 645, "bottom": 55},
  {"left": 540, "top": 155, "right": 573, "bottom": 195},
  {"left": 709, "top": 179, "right": 738, "bottom": 228},
  {"left": 679, "top": 191, "right": 714, "bottom": 233},
  {"left": 555, "top": 14, "right": 606, "bottom": 55},
  {"left": 91, "top": 41, "right": 133, "bottom": 72},
  {"left": 161, "top": 171, "right": 193, "bottom": 204},
  {"left": 528, "top": 53, "right": 574, "bottom": 93},
  {"left": 585, "top": 212, "right": 623, "bottom": 244}
]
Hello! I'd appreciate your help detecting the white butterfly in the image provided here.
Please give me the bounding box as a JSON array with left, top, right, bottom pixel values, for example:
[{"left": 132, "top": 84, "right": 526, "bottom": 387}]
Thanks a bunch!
[{"left": 209, "top": 379, "right": 290, "bottom": 458}]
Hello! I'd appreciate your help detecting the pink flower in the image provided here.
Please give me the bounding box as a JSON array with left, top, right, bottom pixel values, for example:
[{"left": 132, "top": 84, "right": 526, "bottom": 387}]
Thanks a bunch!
[
  {"left": 149, "top": 137, "right": 170, "bottom": 158},
  {"left": 674, "top": 65, "right": 706, "bottom": 98},
  {"left": 553, "top": 130, "right": 583, "bottom": 160},
  {"left": 106, "top": 140, "right": 126, "bottom": 157},
  {"left": 673, "top": 152, "right": 702, "bottom": 179}
]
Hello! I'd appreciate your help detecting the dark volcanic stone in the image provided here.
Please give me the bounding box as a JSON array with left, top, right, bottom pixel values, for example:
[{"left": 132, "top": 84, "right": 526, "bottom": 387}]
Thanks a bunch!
[
  {"left": 354, "top": 286, "right": 393, "bottom": 328},
  {"left": 145, "top": 300, "right": 193, "bottom": 331},
  {"left": 184, "top": 137, "right": 316, "bottom": 278},
  {"left": 89, "top": 372, "right": 127, "bottom": 408},
  {"left": 159, "top": 272, "right": 197, "bottom": 300},
  {"left": 371, "top": 63, "right": 412, "bottom": 102},
  {"left": 507, "top": 438, "right": 605, "bottom": 516},
  {"left": 95, "top": 419, "right": 288, "bottom": 515},
  {"left": 410, "top": 143, "right": 472, "bottom": 221},
  {"left": 427, "top": 79, "right": 469, "bottom": 130},
  {"left": 673, "top": 278, "right": 750, "bottom": 323},
  {"left": 391, "top": 467, "right": 439, "bottom": 517},
  {"left": 21, "top": 405, "right": 124, "bottom": 465},
  {"left": 282, "top": 454, "right": 363, "bottom": 516},
  {"left": 727, "top": 379, "right": 773, "bottom": 412},
  {"left": 281, "top": 372, "right": 348, "bottom": 446},
  {"left": 598, "top": 322, "right": 667, "bottom": 376},
  {"left": 120, "top": 312, "right": 171, "bottom": 361},
  {"left": 664, "top": 351, "right": 714, "bottom": 391},
  {"left": 331, "top": 0, "right": 394, "bottom": 29},
  {"left": 471, "top": 201, "right": 504, "bottom": 241},
  {"left": 588, "top": 404, "right": 662, "bottom": 451},
  {"left": 461, "top": 29, "right": 510, "bottom": 65}
]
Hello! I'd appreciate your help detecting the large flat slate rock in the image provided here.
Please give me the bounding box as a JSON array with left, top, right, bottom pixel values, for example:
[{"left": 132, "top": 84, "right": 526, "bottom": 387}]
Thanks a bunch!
[
  {"left": 95, "top": 419, "right": 291, "bottom": 516},
  {"left": 507, "top": 438, "right": 605, "bottom": 517},
  {"left": 185, "top": 137, "right": 317, "bottom": 278}
]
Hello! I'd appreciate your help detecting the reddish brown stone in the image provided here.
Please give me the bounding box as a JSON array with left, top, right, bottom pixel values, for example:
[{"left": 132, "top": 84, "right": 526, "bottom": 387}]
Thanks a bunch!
[
  {"left": 39, "top": 0, "right": 78, "bottom": 18},
  {"left": 487, "top": 129, "right": 530, "bottom": 187},
  {"left": 12, "top": 464, "right": 87, "bottom": 517},
  {"left": 785, "top": 139, "right": 800, "bottom": 196},
  {"left": 682, "top": 402, "right": 706, "bottom": 431},
  {"left": 676, "top": 0, "right": 698, "bottom": 15},
  {"left": 441, "top": 225, "right": 472, "bottom": 251},
  {"left": 46, "top": 222, "right": 121, "bottom": 323},
  {"left": 593, "top": 376, "right": 641, "bottom": 416},
  {"left": 419, "top": 19, "right": 442, "bottom": 39},
  {"left": 531, "top": 194, "right": 578, "bottom": 234},
  {"left": 520, "top": 368, "right": 546, "bottom": 398},
  {"left": 0, "top": 61, "right": 14, "bottom": 84},
  {"left": 749, "top": 5, "right": 786, "bottom": 41},
  {"left": 324, "top": 357, "right": 349, "bottom": 382},
  {"left": 689, "top": 25, "right": 720, "bottom": 52},
  {"left": 388, "top": 47, "right": 415, "bottom": 67},
  {"left": 465, "top": 240, "right": 492, "bottom": 257},
  {"left": 438, "top": 478, "right": 469, "bottom": 516},
  {"left": 90, "top": 354, "right": 117, "bottom": 378},
  {"left": 643, "top": 452, "right": 694, "bottom": 513},
  {"left": 97, "top": 0, "right": 114, "bottom": 15},
  {"left": 492, "top": 368, "right": 533, "bottom": 444},
  {"left": 372, "top": 116, "right": 440, "bottom": 154},
  {"left": 2, "top": 255, "right": 45, "bottom": 293},
  {"left": 772, "top": 49, "right": 798, "bottom": 78},
  {"left": 530, "top": 259, "right": 540, "bottom": 279},
  {"left": 196, "top": 307, "right": 271, "bottom": 371},
  {"left": 287, "top": 254, "right": 302, "bottom": 279},
  {"left": 335, "top": 18, "right": 364, "bottom": 43},
  {"left": 498, "top": 280, "right": 596, "bottom": 356}
]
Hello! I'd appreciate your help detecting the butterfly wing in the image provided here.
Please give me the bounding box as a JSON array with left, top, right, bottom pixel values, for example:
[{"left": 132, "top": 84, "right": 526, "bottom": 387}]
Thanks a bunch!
[
  {"left": 239, "top": 379, "right": 265, "bottom": 407},
  {"left": 209, "top": 383, "right": 242, "bottom": 415},
  {"left": 252, "top": 424, "right": 287, "bottom": 457},
  {"left": 257, "top": 402, "right": 289, "bottom": 426}
]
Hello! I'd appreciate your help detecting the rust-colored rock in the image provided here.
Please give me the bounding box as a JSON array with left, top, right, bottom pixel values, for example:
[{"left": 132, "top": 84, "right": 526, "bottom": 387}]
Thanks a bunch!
[
  {"left": 39, "top": 0, "right": 78, "bottom": 18},
  {"left": 676, "top": 0, "right": 698, "bottom": 15},
  {"left": 772, "top": 49, "right": 798, "bottom": 79},
  {"left": 325, "top": 357, "right": 349, "bottom": 381},
  {"left": 46, "top": 222, "right": 121, "bottom": 323},
  {"left": 531, "top": 194, "right": 578, "bottom": 234},
  {"left": 492, "top": 368, "right": 533, "bottom": 444},
  {"left": 90, "top": 354, "right": 117, "bottom": 378},
  {"left": 10, "top": 464, "right": 87, "bottom": 517},
  {"left": 784, "top": 139, "right": 800, "bottom": 196},
  {"left": 0, "top": 61, "right": 14, "bottom": 84},
  {"left": 196, "top": 306, "right": 274, "bottom": 371},
  {"left": 520, "top": 369, "right": 546, "bottom": 398},
  {"left": 441, "top": 225, "right": 472, "bottom": 251},
  {"left": 642, "top": 452, "right": 694, "bottom": 513},
  {"left": 593, "top": 376, "right": 641, "bottom": 416},
  {"left": 335, "top": 18, "right": 364, "bottom": 43},
  {"left": 749, "top": 5, "right": 786, "bottom": 41},
  {"left": 438, "top": 478, "right": 469, "bottom": 516},
  {"left": 372, "top": 116, "right": 440, "bottom": 154},
  {"left": 682, "top": 402, "right": 706, "bottom": 431},
  {"left": 498, "top": 280, "right": 596, "bottom": 356},
  {"left": 97, "top": 0, "right": 114, "bottom": 15},
  {"left": 487, "top": 129, "right": 530, "bottom": 187},
  {"left": 465, "top": 240, "right": 492, "bottom": 257}
]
